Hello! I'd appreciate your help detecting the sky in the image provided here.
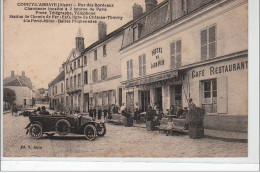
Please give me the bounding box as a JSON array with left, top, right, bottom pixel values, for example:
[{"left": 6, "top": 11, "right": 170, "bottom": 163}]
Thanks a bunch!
[{"left": 3, "top": 0, "right": 163, "bottom": 89}]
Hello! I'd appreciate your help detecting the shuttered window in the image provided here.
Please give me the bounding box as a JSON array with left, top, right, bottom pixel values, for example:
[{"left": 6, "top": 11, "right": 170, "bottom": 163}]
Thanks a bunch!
[
  {"left": 78, "top": 74, "right": 81, "bottom": 86},
  {"left": 84, "top": 56, "right": 87, "bottom": 65},
  {"left": 202, "top": 79, "right": 217, "bottom": 113},
  {"left": 94, "top": 49, "right": 97, "bottom": 61},
  {"left": 101, "top": 66, "right": 107, "bottom": 80},
  {"left": 103, "top": 45, "right": 107, "bottom": 57},
  {"left": 139, "top": 54, "right": 146, "bottom": 76},
  {"left": 127, "top": 59, "right": 133, "bottom": 80},
  {"left": 92, "top": 69, "right": 98, "bottom": 82},
  {"left": 201, "top": 26, "right": 216, "bottom": 61},
  {"left": 74, "top": 76, "right": 77, "bottom": 88},
  {"left": 170, "top": 40, "right": 182, "bottom": 68},
  {"left": 77, "top": 59, "right": 80, "bottom": 68},
  {"left": 84, "top": 71, "right": 88, "bottom": 84},
  {"left": 74, "top": 61, "right": 76, "bottom": 69}
]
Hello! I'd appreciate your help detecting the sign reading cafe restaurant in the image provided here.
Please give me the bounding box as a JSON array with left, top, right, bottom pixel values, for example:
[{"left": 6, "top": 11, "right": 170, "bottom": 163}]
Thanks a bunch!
[{"left": 191, "top": 60, "right": 248, "bottom": 79}]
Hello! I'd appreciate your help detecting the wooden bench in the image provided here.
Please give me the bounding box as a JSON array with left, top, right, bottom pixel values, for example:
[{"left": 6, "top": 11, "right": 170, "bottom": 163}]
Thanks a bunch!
[
  {"left": 107, "top": 113, "right": 125, "bottom": 125},
  {"left": 157, "top": 118, "right": 189, "bottom": 134}
]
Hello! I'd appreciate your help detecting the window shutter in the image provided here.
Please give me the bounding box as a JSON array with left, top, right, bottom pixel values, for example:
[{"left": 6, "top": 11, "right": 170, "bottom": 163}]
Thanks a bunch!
[
  {"left": 127, "top": 61, "right": 129, "bottom": 80},
  {"left": 139, "top": 56, "right": 142, "bottom": 76},
  {"left": 170, "top": 42, "right": 175, "bottom": 68},
  {"left": 201, "top": 29, "right": 207, "bottom": 61},
  {"left": 209, "top": 26, "right": 216, "bottom": 59},
  {"left": 143, "top": 54, "right": 146, "bottom": 75},
  {"left": 105, "top": 66, "right": 107, "bottom": 79},
  {"left": 176, "top": 40, "right": 182, "bottom": 67},
  {"left": 189, "top": 80, "right": 200, "bottom": 106},
  {"left": 130, "top": 60, "right": 133, "bottom": 79},
  {"left": 217, "top": 76, "right": 228, "bottom": 114}
]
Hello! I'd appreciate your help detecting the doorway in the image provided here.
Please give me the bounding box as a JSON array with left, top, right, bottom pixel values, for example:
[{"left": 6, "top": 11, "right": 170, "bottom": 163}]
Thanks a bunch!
[
  {"left": 155, "top": 87, "right": 162, "bottom": 110},
  {"left": 83, "top": 93, "right": 89, "bottom": 112},
  {"left": 126, "top": 92, "right": 134, "bottom": 111},
  {"left": 140, "top": 90, "right": 150, "bottom": 112}
]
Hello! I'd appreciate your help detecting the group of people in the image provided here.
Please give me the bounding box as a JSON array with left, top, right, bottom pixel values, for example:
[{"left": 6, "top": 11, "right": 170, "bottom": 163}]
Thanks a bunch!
[{"left": 88, "top": 104, "right": 125, "bottom": 121}]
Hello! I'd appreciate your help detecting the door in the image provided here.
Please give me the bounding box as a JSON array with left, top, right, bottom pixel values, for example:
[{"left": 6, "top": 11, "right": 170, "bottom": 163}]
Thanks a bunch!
[
  {"left": 156, "top": 87, "right": 162, "bottom": 110},
  {"left": 140, "top": 90, "right": 150, "bottom": 112},
  {"left": 83, "top": 93, "right": 89, "bottom": 112},
  {"left": 174, "top": 85, "right": 182, "bottom": 107},
  {"left": 126, "top": 92, "right": 134, "bottom": 111}
]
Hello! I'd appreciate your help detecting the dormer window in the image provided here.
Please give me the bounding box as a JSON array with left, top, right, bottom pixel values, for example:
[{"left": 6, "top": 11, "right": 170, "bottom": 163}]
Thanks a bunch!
[
  {"left": 103, "top": 45, "right": 107, "bottom": 57},
  {"left": 133, "top": 27, "right": 139, "bottom": 42},
  {"left": 133, "top": 23, "right": 143, "bottom": 42}
]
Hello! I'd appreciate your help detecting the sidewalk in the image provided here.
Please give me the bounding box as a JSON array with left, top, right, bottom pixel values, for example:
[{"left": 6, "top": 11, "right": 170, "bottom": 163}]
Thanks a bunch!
[{"left": 133, "top": 123, "right": 247, "bottom": 143}]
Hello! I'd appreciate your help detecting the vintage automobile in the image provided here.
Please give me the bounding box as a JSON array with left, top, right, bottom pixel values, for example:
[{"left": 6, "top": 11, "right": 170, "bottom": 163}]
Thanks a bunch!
[{"left": 25, "top": 114, "right": 106, "bottom": 141}]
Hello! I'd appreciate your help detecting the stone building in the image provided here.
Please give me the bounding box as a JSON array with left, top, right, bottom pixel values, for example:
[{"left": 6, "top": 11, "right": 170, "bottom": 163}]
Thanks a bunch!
[
  {"left": 3, "top": 71, "right": 36, "bottom": 107},
  {"left": 120, "top": 0, "right": 248, "bottom": 132},
  {"left": 48, "top": 70, "right": 65, "bottom": 111},
  {"left": 57, "top": 0, "right": 247, "bottom": 132}
]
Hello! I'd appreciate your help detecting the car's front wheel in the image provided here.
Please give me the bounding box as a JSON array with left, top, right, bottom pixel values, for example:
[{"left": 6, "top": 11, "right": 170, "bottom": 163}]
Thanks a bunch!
[
  {"left": 84, "top": 124, "right": 97, "bottom": 141},
  {"left": 29, "top": 124, "right": 43, "bottom": 139}
]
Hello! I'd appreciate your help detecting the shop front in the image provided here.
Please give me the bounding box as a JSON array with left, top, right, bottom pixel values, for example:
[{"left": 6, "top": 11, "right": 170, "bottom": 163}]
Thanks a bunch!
[
  {"left": 122, "top": 69, "right": 181, "bottom": 113},
  {"left": 181, "top": 55, "right": 248, "bottom": 132}
]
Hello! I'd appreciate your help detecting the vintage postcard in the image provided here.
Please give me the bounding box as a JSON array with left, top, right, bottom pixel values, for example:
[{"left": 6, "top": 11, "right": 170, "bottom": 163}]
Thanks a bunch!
[{"left": 1, "top": 0, "right": 258, "bottom": 170}]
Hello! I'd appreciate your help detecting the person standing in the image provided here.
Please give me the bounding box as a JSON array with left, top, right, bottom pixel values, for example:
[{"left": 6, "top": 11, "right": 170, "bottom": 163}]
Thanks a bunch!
[
  {"left": 93, "top": 107, "right": 97, "bottom": 120},
  {"left": 103, "top": 107, "right": 108, "bottom": 121},
  {"left": 89, "top": 108, "right": 93, "bottom": 118},
  {"left": 98, "top": 106, "right": 102, "bottom": 120}
]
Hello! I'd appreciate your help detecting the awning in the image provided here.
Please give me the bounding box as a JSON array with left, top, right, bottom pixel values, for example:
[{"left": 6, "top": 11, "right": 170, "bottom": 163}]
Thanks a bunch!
[{"left": 122, "top": 69, "right": 178, "bottom": 88}]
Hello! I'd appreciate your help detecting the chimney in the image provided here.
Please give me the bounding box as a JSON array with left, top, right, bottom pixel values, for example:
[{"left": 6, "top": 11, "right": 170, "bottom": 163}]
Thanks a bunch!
[
  {"left": 98, "top": 21, "right": 107, "bottom": 41},
  {"left": 132, "top": 3, "right": 143, "bottom": 20},
  {"left": 145, "top": 0, "right": 158, "bottom": 12},
  {"left": 22, "top": 71, "right": 25, "bottom": 77},
  {"left": 11, "top": 71, "right": 14, "bottom": 77}
]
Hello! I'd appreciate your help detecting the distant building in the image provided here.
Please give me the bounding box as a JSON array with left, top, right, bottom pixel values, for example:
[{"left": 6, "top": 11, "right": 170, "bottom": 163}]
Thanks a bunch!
[
  {"left": 4, "top": 71, "right": 35, "bottom": 107},
  {"left": 48, "top": 70, "right": 65, "bottom": 111},
  {"left": 35, "top": 88, "right": 49, "bottom": 102}
]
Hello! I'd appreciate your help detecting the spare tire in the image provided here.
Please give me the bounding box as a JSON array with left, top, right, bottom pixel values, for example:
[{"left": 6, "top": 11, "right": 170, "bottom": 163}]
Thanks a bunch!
[{"left": 55, "top": 119, "right": 71, "bottom": 136}]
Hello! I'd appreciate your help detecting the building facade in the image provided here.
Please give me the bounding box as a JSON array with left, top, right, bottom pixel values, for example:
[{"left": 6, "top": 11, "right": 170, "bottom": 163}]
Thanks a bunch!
[
  {"left": 55, "top": 0, "right": 248, "bottom": 132},
  {"left": 48, "top": 70, "right": 65, "bottom": 111},
  {"left": 81, "top": 21, "right": 124, "bottom": 112},
  {"left": 120, "top": 0, "right": 248, "bottom": 132},
  {"left": 3, "top": 71, "right": 35, "bottom": 107}
]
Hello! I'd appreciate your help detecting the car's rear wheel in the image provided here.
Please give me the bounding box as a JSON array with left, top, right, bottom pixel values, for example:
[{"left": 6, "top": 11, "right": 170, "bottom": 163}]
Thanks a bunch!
[
  {"left": 29, "top": 124, "right": 43, "bottom": 139},
  {"left": 55, "top": 119, "right": 70, "bottom": 136},
  {"left": 97, "top": 124, "right": 106, "bottom": 137},
  {"left": 84, "top": 124, "right": 97, "bottom": 141}
]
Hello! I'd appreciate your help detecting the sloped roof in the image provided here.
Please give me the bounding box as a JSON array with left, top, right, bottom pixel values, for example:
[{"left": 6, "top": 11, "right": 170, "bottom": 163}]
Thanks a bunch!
[
  {"left": 48, "top": 70, "right": 65, "bottom": 87},
  {"left": 76, "top": 27, "right": 84, "bottom": 38},
  {"left": 4, "top": 76, "right": 33, "bottom": 89}
]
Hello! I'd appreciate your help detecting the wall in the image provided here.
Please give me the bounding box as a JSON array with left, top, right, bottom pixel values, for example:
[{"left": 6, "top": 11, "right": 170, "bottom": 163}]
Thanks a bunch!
[
  {"left": 4, "top": 86, "right": 32, "bottom": 106},
  {"left": 120, "top": 0, "right": 248, "bottom": 82},
  {"left": 183, "top": 56, "right": 248, "bottom": 116}
]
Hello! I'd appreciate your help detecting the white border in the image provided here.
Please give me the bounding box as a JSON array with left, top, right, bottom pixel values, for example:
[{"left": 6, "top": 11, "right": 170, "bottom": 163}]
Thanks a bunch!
[{"left": 1, "top": 0, "right": 259, "bottom": 171}]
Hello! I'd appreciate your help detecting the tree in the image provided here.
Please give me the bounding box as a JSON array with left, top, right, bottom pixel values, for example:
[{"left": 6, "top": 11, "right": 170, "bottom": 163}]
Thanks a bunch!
[{"left": 3, "top": 88, "right": 16, "bottom": 109}]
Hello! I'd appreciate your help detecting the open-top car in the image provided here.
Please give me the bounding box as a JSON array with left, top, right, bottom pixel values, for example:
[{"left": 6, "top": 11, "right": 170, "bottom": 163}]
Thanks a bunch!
[{"left": 25, "top": 113, "right": 106, "bottom": 141}]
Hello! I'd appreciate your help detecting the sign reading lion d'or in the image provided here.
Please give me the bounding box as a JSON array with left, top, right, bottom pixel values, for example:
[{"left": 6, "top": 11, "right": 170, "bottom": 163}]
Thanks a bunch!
[
  {"left": 151, "top": 47, "right": 164, "bottom": 69},
  {"left": 191, "top": 60, "right": 248, "bottom": 79}
]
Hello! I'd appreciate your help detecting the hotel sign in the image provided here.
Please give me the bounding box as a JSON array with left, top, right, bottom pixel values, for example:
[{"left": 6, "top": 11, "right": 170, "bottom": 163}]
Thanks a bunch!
[
  {"left": 123, "top": 70, "right": 178, "bottom": 88},
  {"left": 151, "top": 47, "right": 165, "bottom": 69}
]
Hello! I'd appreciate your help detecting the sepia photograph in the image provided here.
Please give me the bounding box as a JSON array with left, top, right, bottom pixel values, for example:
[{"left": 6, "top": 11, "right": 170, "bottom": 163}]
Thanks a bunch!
[{"left": 1, "top": 0, "right": 259, "bottom": 170}]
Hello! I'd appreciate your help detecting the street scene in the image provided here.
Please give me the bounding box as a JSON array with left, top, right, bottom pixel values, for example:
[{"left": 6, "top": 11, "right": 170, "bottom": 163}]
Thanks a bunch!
[
  {"left": 3, "top": 108, "right": 247, "bottom": 157},
  {"left": 3, "top": 0, "right": 249, "bottom": 158}
]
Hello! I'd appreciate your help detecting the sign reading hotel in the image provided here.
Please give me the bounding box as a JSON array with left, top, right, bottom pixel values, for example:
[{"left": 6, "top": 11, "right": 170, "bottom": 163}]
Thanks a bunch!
[{"left": 151, "top": 47, "right": 164, "bottom": 69}]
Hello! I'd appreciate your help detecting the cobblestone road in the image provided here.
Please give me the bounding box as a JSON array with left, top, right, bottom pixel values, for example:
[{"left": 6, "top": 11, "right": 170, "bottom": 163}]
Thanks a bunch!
[{"left": 3, "top": 113, "right": 247, "bottom": 157}]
